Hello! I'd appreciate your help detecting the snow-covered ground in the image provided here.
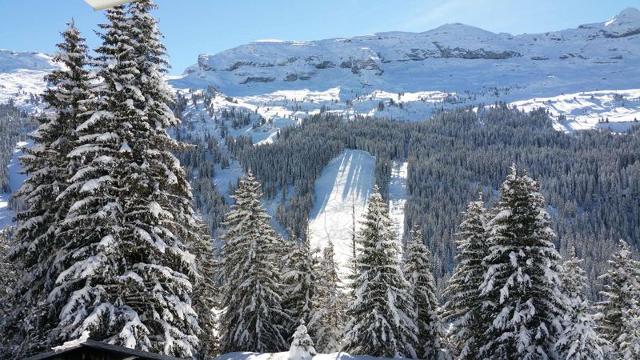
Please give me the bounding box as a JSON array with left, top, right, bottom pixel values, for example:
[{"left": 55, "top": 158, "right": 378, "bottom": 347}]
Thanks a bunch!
[
  {"left": 308, "top": 150, "right": 375, "bottom": 280},
  {"left": 0, "top": 50, "right": 55, "bottom": 109},
  {"left": 217, "top": 352, "right": 398, "bottom": 360},
  {"left": 0, "top": 141, "right": 28, "bottom": 229},
  {"left": 510, "top": 89, "right": 640, "bottom": 132},
  {"left": 0, "top": 70, "right": 48, "bottom": 107},
  {"left": 307, "top": 151, "right": 408, "bottom": 280},
  {"left": 388, "top": 161, "right": 408, "bottom": 246},
  {"left": 191, "top": 86, "right": 640, "bottom": 133}
]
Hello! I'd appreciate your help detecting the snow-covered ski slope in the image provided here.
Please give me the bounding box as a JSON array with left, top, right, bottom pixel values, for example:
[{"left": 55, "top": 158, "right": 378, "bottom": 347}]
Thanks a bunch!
[
  {"left": 388, "top": 161, "right": 408, "bottom": 246},
  {"left": 308, "top": 150, "right": 408, "bottom": 280},
  {"left": 171, "top": 8, "right": 640, "bottom": 131},
  {"left": 308, "top": 150, "right": 375, "bottom": 280}
]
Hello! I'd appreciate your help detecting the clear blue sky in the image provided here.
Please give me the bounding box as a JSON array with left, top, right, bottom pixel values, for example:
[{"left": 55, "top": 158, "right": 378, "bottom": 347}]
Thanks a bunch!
[{"left": 0, "top": 0, "right": 638, "bottom": 74}]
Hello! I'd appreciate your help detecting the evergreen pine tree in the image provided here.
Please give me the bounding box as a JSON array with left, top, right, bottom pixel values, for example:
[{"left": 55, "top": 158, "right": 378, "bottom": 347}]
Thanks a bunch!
[
  {"left": 6, "top": 22, "right": 95, "bottom": 356},
  {"left": 617, "top": 311, "right": 640, "bottom": 360},
  {"left": 50, "top": 4, "right": 200, "bottom": 356},
  {"left": 220, "top": 172, "right": 289, "bottom": 352},
  {"left": 479, "top": 165, "right": 565, "bottom": 359},
  {"left": 0, "top": 228, "right": 18, "bottom": 356},
  {"left": 309, "top": 240, "right": 346, "bottom": 353},
  {"left": 288, "top": 321, "right": 317, "bottom": 360},
  {"left": 50, "top": 6, "right": 143, "bottom": 349},
  {"left": 404, "top": 226, "right": 445, "bottom": 359},
  {"left": 442, "top": 196, "right": 488, "bottom": 359},
  {"left": 190, "top": 221, "right": 220, "bottom": 359},
  {"left": 343, "top": 185, "right": 417, "bottom": 358},
  {"left": 555, "top": 246, "right": 605, "bottom": 360},
  {"left": 598, "top": 240, "right": 640, "bottom": 359},
  {"left": 119, "top": 1, "right": 201, "bottom": 355},
  {"left": 283, "top": 233, "right": 316, "bottom": 337}
]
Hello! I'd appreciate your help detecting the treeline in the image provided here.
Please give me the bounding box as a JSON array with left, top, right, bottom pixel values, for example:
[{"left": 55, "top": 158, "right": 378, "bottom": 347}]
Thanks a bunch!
[
  {"left": 232, "top": 106, "right": 640, "bottom": 294},
  {"left": 174, "top": 129, "right": 230, "bottom": 237}
]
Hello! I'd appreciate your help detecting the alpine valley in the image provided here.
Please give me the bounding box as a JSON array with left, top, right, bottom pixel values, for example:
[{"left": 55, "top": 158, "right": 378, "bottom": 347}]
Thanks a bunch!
[
  {"left": 2, "top": 2, "right": 640, "bottom": 359},
  {"left": 1, "top": 7, "right": 639, "bottom": 296}
]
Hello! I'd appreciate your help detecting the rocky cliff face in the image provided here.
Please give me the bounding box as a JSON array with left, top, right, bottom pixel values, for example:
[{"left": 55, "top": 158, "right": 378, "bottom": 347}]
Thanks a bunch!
[{"left": 175, "top": 8, "right": 640, "bottom": 98}]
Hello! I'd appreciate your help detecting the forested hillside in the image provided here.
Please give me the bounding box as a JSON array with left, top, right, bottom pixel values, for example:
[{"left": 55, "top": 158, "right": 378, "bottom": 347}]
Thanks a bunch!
[{"left": 230, "top": 106, "right": 640, "bottom": 294}]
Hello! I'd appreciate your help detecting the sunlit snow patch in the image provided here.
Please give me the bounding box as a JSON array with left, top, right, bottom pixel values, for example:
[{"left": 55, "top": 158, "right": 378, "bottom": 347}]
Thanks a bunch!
[
  {"left": 388, "top": 161, "right": 408, "bottom": 246},
  {"left": 510, "top": 89, "right": 640, "bottom": 132},
  {"left": 308, "top": 150, "right": 375, "bottom": 281}
]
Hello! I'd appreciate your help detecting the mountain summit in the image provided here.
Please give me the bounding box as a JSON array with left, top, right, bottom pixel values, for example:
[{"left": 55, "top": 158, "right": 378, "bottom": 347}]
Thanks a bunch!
[
  {"left": 602, "top": 7, "right": 640, "bottom": 36},
  {"left": 174, "top": 8, "right": 640, "bottom": 100}
]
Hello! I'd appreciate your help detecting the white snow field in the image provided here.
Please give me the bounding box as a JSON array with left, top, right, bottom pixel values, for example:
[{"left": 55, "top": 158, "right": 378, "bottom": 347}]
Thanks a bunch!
[
  {"left": 307, "top": 150, "right": 375, "bottom": 280},
  {"left": 388, "top": 161, "right": 409, "bottom": 246},
  {"left": 307, "top": 150, "right": 408, "bottom": 280},
  {"left": 510, "top": 89, "right": 640, "bottom": 132},
  {"left": 0, "top": 50, "right": 56, "bottom": 109},
  {"left": 174, "top": 9, "right": 640, "bottom": 98}
]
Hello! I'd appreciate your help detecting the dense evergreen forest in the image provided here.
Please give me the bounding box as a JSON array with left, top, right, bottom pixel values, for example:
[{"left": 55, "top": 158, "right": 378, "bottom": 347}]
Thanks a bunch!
[
  {"left": 2, "top": 89, "right": 638, "bottom": 301},
  {"left": 228, "top": 106, "right": 640, "bottom": 294},
  {"left": 0, "top": 103, "right": 35, "bottom": 194}
]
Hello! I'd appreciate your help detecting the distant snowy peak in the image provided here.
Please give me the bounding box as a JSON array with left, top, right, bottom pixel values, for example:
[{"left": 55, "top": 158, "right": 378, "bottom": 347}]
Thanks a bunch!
[
  {"left": 176, "top": 8, "right": 640, "bottom": 97},
  {"left": 0, "top": 50, "right": 55, "bottom": 73},
  {"left": 602, "top": 7, "right": 640, "bottom": 37},
  {"left": 0, "top": 50, "right": 57, "bottom": 108}
]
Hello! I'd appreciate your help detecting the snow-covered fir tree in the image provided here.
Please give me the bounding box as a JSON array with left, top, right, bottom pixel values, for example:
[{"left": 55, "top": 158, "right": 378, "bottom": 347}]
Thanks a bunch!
[
  {"left": 442, "top": 196, "right": 488, "bottom": 359},
  {"left": 190, "top": 221, "right": 220, "bottom": 359},
  {"left": 5, "top": 21, "right": 95, "bottom": 356},
  {"left": 0, "top": 228, "right": 17, "bottom": 324},
  {"left": 283, "top": 232, "right": 316, "bottom": 336},
  {"left": 288, "top": 321, "right": 317, "bottom": 360},
  {"left": 49, "top": 6, "right": 138, "bottom": 349},
  {"left": 617, "top": 311, "right": 640, "bottom": 360},
  {"left": 343, "top": 185, "right": 417, "bottom": 358},
  {"left": 309, "top": 240, "right": 346, "bottom": 353},
  {"left": 598, "top": 240, "right": 640, "bottom": 359},
  {"left": 479, "top": 165, "right": 565, "bottom": 359},
  {"left": 555, "top": 246, "right": 605, "bottom": 360},
  {"left": 220, "top": 172, "right": 289, "bottom": 353},
  {"left": 48, "top": 4, "right": 200, "bottom": 356},
  {"left": 404, "top": 226, "right": 445, "bottom": 359},
  {"left": 119, "top": 1, "right": 202, "bottom": 355}
]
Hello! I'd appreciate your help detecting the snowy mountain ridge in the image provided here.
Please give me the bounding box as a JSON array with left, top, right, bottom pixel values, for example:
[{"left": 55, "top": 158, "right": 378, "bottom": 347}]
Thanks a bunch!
[
  {"left": 174, "top": 8, "right": 640, "bottom": 100},
  {"left": 0, "top": 50, "right": 55, "bottom": 73},
  {"left": 0, "top": 50, "right": 56, "bottom": 108}
]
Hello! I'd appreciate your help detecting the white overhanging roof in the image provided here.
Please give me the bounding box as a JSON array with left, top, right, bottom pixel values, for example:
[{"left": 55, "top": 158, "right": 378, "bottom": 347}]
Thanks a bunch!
[{"left": 84, "top": 0, "right": 137, "bottom": 10}]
